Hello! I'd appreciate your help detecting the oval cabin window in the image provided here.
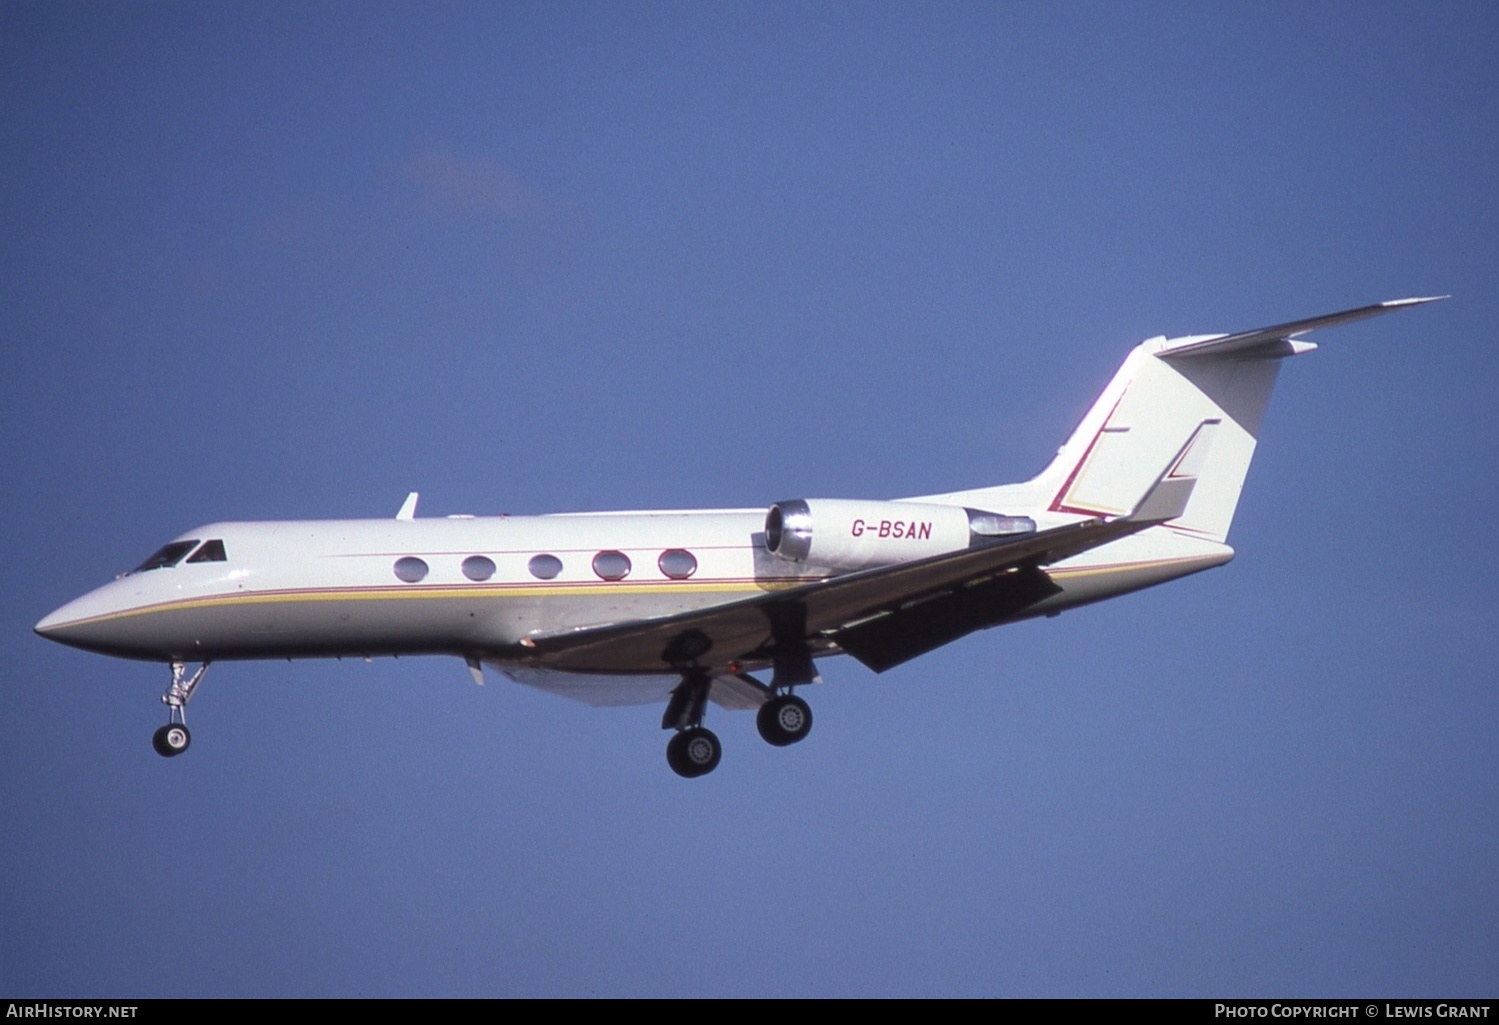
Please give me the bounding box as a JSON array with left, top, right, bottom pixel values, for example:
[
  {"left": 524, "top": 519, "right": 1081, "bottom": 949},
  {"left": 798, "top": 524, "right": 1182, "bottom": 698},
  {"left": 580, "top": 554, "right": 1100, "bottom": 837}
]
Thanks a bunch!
[
  {"left": 393, "top": 557, "right": 429, "bottom": 583},
  {"left": 591, "top": 550, "right": 632, "bottom": 581},
  {"left": 657, "top": 549, "right": 698, "bottom": 580},
  {"left": 528, "top": 554, "right": 563, "bottom": 580},
  {"left": 462, "top": 555, "right": 496, "bottom": 581}
]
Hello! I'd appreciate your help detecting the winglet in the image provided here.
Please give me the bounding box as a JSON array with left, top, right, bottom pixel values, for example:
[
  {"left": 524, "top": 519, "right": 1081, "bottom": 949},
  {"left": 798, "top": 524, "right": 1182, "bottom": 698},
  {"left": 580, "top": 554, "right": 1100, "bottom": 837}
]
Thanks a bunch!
[
  {"left": 465, "top": 656, "right": 485, "bottom": 686},
  {"left": 1126, "top": 420, "right": 1221, "bottom": 524},
  {"left": 396, "top": 492, "right": 419, "bottom": 521}
]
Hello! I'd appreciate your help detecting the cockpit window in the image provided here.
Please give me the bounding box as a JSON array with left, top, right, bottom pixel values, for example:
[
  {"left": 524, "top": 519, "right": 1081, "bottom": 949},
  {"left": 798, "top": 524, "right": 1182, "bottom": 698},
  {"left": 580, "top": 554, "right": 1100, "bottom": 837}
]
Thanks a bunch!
[
  {"left": 132, "top": 540, "right": 200, "bottom": 573},
  {"left": 186, "top": 539, "right": 227, "bottom": 563}
]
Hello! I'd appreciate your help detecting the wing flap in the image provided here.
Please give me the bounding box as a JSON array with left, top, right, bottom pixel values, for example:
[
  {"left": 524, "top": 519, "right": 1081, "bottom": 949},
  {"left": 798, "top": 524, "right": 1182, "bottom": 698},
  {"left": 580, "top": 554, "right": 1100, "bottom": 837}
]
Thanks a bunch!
[{"left": 830, "top": 563, "right": 1062, "bottom": 672}]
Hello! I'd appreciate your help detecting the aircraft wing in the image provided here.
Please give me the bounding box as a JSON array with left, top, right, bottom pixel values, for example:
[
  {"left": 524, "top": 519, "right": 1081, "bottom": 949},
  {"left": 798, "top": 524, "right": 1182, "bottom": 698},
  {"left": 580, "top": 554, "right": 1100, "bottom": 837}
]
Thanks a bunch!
[{"left": 510, "top": 457, "right": 1198, "bottom": 679}]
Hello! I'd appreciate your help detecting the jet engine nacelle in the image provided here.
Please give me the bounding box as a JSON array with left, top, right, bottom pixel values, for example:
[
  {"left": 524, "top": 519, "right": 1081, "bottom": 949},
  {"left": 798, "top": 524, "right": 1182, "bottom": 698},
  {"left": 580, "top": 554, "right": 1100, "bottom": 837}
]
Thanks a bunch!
[{"left": 764, "top": 499, "right": 1035, "bottom": 573}]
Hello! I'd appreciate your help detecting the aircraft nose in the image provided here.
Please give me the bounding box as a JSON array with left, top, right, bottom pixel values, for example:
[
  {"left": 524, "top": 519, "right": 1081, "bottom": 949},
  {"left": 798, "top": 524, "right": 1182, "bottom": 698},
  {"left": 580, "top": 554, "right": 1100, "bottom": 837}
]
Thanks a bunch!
[
  {"left": 35, "top": 598, "right": 88, "bottom": 637},
  {"left": 34, "top": 587, "right": 143, "bottom": 656}
]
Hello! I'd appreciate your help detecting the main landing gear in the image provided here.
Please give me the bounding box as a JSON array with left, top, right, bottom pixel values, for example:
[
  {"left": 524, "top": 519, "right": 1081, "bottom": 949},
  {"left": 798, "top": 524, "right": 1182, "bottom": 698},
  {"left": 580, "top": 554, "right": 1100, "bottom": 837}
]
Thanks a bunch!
[
  {"left": 756, "top": 693, "right": 813, "bottom": 747},
  {"left": 666, "top": 727, "right": 722, "bottom": 778},
  {"left": 662, "top": 670, "right": 814, "bottom": 778},
  {"left": 153, "top": 661, "right": 209, "bottom": 759},
  {"left": 662, "top": 669, "right": 720, "bottom": 778}
]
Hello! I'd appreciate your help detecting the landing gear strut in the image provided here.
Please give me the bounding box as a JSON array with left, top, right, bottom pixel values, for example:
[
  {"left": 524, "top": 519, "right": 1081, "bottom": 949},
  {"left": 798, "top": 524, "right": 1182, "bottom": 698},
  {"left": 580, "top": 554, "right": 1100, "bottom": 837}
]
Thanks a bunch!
[
  {"left": 154, "top": 661, "right": 209, "bottom": 758},
  {"left": 662, "top": 669, "right": 722, "bottom": 778}
]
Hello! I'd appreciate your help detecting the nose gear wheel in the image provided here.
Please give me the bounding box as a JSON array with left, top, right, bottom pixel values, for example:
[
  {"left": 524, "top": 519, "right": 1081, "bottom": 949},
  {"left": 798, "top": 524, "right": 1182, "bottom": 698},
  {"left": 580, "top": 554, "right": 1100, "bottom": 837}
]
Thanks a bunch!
[{"left": 152, "top": 723, "right": 191, "bottom": 757}]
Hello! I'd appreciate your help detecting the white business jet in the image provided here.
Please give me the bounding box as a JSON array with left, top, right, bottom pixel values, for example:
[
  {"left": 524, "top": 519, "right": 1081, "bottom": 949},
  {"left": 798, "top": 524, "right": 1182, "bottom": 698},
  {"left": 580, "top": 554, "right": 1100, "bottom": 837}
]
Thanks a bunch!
[{"left": 35, "top": 297, "right": 1442, "bottom": 776}]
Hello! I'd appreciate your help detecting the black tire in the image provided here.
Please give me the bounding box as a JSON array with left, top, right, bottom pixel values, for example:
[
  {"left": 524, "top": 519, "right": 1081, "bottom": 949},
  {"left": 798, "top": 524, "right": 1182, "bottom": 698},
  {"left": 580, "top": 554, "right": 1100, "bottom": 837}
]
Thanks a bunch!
[
  {"left": 666, "top": 726, "right": 721, "bottom": 778},
  {"left": 152, "top": 723, "right": 191, "bottom": 758},
  {"left": 756, "top": 694, "right": 812, "bottom": 747}
]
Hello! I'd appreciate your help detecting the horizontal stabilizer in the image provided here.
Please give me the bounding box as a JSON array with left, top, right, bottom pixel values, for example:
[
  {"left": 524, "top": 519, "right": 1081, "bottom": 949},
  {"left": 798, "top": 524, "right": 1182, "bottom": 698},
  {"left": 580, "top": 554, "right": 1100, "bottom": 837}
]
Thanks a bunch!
[{"left": 1158, "top": 296, "right": 1447, "bottom": 360}]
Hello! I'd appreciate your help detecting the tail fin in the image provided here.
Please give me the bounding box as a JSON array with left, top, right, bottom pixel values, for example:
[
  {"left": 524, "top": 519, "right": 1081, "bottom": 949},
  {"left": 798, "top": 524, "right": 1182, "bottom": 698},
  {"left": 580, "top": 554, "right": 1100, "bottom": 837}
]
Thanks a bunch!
[
  {"left": 1034, "top": 338, "right": 1281, "bottom": 543},
  {"left": 930, "top": 297, "right": 1444, "bottom": 544}
]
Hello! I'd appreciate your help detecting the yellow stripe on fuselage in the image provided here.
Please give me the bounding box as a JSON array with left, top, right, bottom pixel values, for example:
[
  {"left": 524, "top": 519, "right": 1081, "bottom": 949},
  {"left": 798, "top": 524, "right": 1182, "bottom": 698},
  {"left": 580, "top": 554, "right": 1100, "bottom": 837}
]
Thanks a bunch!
[
  {"left": 53, "top": 578, "right": 802, "bottom": 628},
  {"left": 54, "top": 552, "right": 1221, "bottom": 632}
]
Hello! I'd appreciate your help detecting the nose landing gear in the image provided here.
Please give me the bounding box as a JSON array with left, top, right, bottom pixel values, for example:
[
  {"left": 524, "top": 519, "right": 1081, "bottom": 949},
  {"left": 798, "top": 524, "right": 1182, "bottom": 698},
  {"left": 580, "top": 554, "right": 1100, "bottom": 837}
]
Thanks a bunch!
[{"left": 154, "top": 661, "right": 209, "bottom": 759}]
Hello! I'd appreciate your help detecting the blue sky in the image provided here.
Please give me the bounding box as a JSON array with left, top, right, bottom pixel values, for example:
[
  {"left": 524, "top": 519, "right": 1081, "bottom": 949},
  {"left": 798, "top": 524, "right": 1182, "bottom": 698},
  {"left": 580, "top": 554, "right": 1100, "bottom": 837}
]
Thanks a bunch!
[{"left": 3, "top": 2, "right": 1496, "bottom": 997}]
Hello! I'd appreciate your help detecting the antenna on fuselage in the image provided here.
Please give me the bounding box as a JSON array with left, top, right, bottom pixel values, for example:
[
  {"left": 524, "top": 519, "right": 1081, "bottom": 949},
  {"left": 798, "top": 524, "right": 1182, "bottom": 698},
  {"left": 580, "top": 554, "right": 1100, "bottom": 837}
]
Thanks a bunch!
[{"left": 395, "top": 492, "right": 419, "bottom": 520}]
